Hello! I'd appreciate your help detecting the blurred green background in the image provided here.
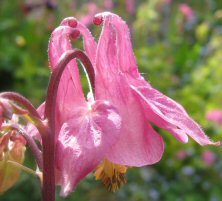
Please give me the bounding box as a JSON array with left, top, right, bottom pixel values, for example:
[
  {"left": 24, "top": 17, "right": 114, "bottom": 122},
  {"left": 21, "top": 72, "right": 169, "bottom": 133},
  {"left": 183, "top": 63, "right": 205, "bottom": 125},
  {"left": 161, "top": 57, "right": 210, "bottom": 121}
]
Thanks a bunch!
[{"left": 1, "top": 0, "right": 222, "bottom": 200}]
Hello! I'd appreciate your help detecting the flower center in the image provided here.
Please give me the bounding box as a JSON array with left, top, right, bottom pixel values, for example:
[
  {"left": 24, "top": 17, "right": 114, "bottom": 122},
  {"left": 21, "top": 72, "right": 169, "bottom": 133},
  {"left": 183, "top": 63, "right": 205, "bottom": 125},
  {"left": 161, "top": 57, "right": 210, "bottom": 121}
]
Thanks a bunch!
[{"left": 94, "top": 159, "right": 128, "bottom": 192}]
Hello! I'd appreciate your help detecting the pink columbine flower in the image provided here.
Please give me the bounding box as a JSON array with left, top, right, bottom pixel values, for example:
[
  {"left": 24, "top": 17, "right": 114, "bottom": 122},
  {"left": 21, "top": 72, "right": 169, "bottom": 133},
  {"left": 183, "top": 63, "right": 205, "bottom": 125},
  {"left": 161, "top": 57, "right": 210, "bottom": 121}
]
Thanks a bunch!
[
  {"left": 179, "top": 3, "right": 194, "bottom": 22},
  {"left": 31, "top": 12, "right": 219, "bottom": 197},
  {"left": 202, "top": 150, "right": 216, "bottom": 166},
  {"left": 206, "top": 110, "right": 222, "bottom": 125}
]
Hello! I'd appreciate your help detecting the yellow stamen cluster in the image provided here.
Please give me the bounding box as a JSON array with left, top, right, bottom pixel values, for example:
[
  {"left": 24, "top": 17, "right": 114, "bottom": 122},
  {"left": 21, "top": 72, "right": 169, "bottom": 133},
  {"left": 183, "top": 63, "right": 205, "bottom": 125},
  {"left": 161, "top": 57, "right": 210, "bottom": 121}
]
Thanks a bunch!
[{"left": 94, "top": 159, "right": 128, "bottom": 192}]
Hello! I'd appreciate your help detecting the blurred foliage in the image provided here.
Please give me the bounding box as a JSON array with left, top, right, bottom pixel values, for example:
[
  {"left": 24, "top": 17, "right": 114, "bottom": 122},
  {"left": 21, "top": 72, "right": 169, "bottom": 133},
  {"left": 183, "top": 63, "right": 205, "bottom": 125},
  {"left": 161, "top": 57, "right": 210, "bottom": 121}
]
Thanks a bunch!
[{"left": 1, "top": 0, "right": 222, "bottom": 200}]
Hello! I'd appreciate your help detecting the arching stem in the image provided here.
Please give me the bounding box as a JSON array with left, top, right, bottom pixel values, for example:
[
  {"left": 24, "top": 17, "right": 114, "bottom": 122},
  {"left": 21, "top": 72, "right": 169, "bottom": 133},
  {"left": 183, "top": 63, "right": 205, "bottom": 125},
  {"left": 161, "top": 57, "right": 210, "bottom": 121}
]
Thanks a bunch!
[
  {"left": 19, "top": 128, "right": 43, "bottom": 170},
  {"left": 43, "top": 49, "right": 95, "bottom": 201}
]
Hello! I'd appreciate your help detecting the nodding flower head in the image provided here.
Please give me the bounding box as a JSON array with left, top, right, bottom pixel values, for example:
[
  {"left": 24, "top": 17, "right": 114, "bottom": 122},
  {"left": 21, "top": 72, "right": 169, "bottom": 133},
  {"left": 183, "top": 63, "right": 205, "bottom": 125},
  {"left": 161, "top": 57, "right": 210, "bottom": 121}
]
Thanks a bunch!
[{"left": 29, "top": 12, "right": 220, "bottom": 197}]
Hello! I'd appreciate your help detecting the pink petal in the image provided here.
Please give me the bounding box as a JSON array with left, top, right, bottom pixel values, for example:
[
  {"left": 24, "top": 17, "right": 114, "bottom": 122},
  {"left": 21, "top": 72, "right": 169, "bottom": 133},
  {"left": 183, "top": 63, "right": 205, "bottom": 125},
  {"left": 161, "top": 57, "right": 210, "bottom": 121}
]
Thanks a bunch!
[
  {"left": 130, "top": 85, "right": 220, "bottom": 146},
  {"left": 48, "top": 25, "right": 79, "bottom": 70},
  {"left": 94, "top": 12, "right": 139, "bottom": 77},
  {"left": 56, "top": 101, "right": 121, "bottom": 197},
  {"left": 106, "top": 117, "right": 164, "bottom": 166},
  {"left": 99, "top": 77, "right": 164, "bottom": 166},
  {"left": 48, "top": 25, "right": 87, "bottom": 136},
  {"left": 77, "top": 23, "right": 97, "bottom": 63},
  {"left": 28, "top": 23, "right": 88, "bottom": 139},
  {"left": 95, "top": 12, "right": 164, "bottom": 166}
]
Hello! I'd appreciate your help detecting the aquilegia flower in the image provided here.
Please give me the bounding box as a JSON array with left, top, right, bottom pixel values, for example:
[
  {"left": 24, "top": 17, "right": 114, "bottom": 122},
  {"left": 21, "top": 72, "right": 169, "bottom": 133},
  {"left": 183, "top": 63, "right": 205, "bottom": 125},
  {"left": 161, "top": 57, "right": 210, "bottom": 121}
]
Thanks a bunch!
[{"left": 30, "top": 12, "right": 219, "bottom": 197}]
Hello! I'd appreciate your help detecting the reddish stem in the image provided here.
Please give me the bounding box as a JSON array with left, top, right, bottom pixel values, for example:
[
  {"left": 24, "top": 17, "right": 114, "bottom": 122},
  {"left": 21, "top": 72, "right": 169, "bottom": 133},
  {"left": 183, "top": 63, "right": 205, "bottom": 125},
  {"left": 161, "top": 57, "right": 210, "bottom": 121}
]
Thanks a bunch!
[
  {"left": 0, "top": 92, "right": 44, "bottom": 170},
  {"left": 43, "top": 49, "right": 95, "bottom": 201},
  {"left": 0, "top": 92, "right": 41, "bottom": 119},
  {"left": 19, "top": 128, "right": 43, "bottom": 170}
]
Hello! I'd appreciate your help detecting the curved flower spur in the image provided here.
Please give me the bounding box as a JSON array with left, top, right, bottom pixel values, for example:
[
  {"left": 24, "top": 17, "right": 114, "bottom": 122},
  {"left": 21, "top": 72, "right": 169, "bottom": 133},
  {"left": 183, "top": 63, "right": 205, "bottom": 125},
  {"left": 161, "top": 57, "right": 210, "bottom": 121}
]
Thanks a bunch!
[{"left": 30, "top": 12, "right": 219, "bottom": 198}]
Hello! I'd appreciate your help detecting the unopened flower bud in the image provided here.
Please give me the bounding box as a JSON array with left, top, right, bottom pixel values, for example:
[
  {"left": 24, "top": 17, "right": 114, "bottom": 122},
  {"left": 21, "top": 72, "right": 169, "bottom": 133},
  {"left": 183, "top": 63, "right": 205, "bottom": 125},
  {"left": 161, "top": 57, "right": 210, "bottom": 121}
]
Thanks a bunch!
[{"left": 0, "top": 132, "right": 26, "bottom": 193}]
